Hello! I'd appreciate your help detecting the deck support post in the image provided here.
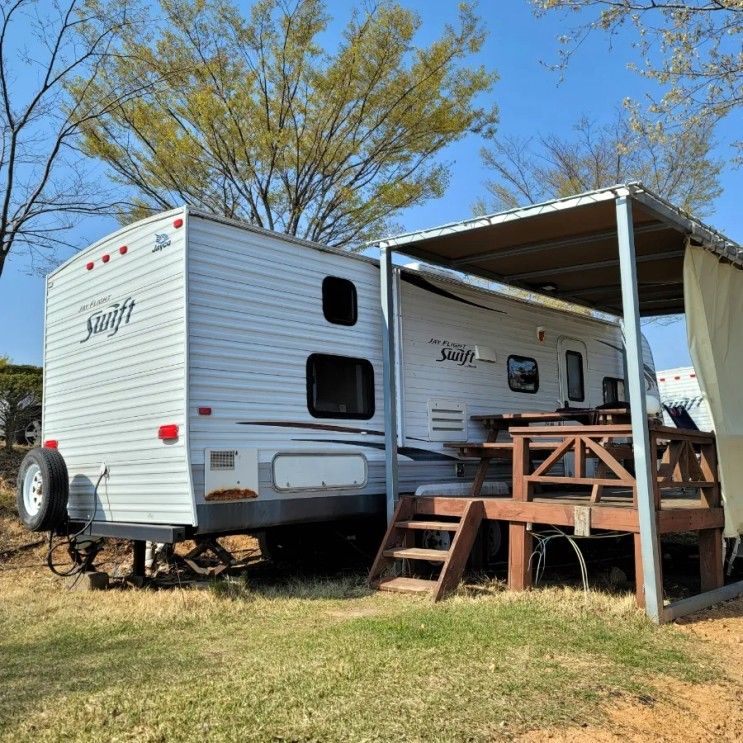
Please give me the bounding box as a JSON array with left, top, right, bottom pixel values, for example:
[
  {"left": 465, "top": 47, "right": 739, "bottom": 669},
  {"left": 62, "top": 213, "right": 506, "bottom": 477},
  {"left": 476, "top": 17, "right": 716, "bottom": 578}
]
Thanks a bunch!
[
  {"left": 508, "top": 524, "right": 533, "bottom": 591},
  {"left": 616, "top": 194, "right": 665, "bottom": 623},
  {"left": 699, "top": 528, "right": 724, "bottom": 593},
  {"left": 508, "top": 435, "right": 532, "bottom": 590},
  {"left": 380, "top": 242, "right": 399, "bottom": 525}
]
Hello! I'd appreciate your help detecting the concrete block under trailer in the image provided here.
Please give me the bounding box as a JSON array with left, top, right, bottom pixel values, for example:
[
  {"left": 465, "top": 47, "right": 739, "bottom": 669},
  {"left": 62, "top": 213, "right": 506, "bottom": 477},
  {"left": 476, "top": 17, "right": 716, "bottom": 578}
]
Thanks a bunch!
[{"left": 16, "top": 207, "right": 660, "bottom": 566}]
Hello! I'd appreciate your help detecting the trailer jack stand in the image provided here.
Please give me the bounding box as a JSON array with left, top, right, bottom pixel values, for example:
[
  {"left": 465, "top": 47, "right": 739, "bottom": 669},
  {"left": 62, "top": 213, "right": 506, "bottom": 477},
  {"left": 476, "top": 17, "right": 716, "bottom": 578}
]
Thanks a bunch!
[{"left": 179, "top": 537, "right": 239, "bottom": 577}]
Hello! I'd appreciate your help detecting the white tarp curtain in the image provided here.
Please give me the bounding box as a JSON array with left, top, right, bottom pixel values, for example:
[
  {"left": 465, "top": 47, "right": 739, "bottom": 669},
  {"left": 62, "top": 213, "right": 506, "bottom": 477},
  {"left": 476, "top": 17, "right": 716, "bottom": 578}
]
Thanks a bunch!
[{"left": 684, "top": 244, "right": 743, "bottom": 537}]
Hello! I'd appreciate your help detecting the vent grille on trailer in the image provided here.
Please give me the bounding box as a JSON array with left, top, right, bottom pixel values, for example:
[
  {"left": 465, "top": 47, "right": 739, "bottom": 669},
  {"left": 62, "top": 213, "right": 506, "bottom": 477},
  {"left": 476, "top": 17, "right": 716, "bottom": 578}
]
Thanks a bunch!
[
  {"left": 427, "top": 399, "right": 467, "bottom": 442},
  {"left": 210, "top": 450, "right": 236, "bottom": 471}
]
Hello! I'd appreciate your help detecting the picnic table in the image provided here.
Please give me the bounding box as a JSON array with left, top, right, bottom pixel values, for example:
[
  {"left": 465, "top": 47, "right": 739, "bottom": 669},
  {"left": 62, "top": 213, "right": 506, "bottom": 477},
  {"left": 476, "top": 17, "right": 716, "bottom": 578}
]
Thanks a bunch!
[
  {"left": 448, "top": 407, "right": 633, "bottom": 497},
  {"left": 471, "top": 407, "right": 632, "bottom": 441}
]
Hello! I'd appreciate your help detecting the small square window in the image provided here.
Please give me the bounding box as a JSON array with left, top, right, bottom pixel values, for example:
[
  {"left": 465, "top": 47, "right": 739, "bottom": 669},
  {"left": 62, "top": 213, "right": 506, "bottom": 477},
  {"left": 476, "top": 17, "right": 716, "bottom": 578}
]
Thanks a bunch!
[
  {"left": 322, "top": 276, "right": 357, "bottom": 326},
  {"left": 566, "top": 350, "right": 585, "bottom": 402},
  {"left": 307, "top": 353, "right": 374, "bottom": 419},
  {"left": 508, "top": 355, "right": 539, "bottom": 394},
  {"left": 603, "top": 377, "right": 626, "bottom": 404}
]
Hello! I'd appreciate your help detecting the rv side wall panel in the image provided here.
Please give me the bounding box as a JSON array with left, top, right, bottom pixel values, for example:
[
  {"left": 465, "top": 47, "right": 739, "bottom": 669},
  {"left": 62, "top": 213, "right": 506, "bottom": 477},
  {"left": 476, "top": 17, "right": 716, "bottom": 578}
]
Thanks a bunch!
[
  {"left": 186, "top": 215, "right": 386, "bottom": 524},
  {"left": 43, "top": 210, "right": 194, "bottom": 525},
  {"left": 399, "top": 276, "right": 628, "bottom": 446}
]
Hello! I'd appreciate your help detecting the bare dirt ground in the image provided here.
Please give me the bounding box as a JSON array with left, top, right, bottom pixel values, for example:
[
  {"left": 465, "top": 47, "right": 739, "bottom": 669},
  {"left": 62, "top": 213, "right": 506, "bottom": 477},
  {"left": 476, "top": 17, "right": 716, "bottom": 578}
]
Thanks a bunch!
[{"left": 519, "top": 597, "right": 743, "bottom": 742}]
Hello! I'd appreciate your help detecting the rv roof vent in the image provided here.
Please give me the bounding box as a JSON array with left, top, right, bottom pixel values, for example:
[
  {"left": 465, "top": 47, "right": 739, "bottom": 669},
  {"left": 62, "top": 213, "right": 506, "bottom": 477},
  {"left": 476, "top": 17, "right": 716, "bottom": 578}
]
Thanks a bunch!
[
  {"left": 210, "top": 450, "right": 236, "bottom": 471},
  {"left": 427, "top": 399, "right": 467, "bottom": 442}
]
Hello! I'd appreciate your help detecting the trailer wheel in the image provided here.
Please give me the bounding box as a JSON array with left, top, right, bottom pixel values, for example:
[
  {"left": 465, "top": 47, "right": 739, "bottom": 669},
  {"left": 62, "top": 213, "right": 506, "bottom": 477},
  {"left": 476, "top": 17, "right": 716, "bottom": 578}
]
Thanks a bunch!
[
  {"left": 484, "top": 521, "right": 503, "bottom": 565},
  {"left": 16, "top": 448, "right": 69, "bottom": 532}
]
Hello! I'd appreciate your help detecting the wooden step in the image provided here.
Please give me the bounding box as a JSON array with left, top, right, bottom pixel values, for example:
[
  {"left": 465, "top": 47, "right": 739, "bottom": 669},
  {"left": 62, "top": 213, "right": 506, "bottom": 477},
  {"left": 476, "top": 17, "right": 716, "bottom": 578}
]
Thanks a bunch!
[
  {"left": 376, "top": 577, "right": 436, "bottom": 594},
  {"left": 396, "top": 520, "right": 460, "bottom": 531},
  {"left": 383, "top": 547, "right": 448, "bottom": 562}
]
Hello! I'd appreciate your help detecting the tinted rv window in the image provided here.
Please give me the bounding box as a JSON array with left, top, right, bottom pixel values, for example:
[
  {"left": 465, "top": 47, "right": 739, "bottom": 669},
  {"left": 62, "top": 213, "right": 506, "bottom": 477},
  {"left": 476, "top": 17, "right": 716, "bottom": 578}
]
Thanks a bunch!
[
  {"left": 322, "top": 276, "right": 357, "bottom": 326},
  {"left": 603, "top": 377, "right": 626, "bottom": 404},
  {"left": 565, "top": 350, "right": 585, "bottom": 402},
  {"left": 307, "top": 354, "right": 374, "bottom": 419},
  {"left": 507, "top": 355, "right": 539, "bottom": 393}
]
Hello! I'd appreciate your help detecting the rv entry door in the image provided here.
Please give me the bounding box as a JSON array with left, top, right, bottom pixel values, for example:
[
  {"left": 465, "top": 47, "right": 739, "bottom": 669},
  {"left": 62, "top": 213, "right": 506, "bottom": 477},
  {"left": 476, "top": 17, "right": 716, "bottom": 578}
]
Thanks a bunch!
[{"left": 557, "top": 338, "right": 589, "bottom": 409}]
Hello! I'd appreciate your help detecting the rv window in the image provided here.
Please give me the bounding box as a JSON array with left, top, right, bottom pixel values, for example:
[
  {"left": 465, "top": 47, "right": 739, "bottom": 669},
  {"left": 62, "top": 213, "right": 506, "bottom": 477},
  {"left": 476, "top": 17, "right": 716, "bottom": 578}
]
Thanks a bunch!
[
  {"left": 565, "top": 350, "right": 585, "bottom": 402},
  {"left": 306, "top": 354, "right": 374, "bottom": 419},
  {"left": 507, "top": 355, "right": 539, "bottom": 394},
  {"left": 322, "top": 276, "right": 357, "bottom": 326},
  {"left": 603, "top": 376, "right": 626, "bottom": 404}
]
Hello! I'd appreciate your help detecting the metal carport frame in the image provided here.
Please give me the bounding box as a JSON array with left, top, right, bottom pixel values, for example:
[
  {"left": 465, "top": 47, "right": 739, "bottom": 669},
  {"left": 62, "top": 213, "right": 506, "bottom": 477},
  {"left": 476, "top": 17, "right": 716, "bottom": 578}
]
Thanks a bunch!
[{"left": 377, "top": 182, "right": 743, "bottom": 623}]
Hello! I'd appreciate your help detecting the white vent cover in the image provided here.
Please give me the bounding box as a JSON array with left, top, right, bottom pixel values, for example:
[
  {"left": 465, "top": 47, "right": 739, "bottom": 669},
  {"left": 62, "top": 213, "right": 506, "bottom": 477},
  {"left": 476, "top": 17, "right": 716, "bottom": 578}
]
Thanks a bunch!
[
  {"left": 428, "top": 399, "right": 467, "bottom": 442},
  {"left": 475, "top": 345, "right": 496, "bottom": 362},
  {"left": 210, "top": 450, "right": 236, "bottom": 470},
  {"left": 204, "top": 448, "right": 259, "bottom": 501}
]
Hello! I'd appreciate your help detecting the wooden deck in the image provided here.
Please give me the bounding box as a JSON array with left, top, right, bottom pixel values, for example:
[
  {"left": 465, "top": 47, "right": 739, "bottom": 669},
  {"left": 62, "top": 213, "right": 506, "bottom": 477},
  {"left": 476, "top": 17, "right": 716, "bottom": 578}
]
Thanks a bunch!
[
  {"left": 370, "top": 415, "right": 725, "bottom": 605},
  {"left": 413, "top": 491, "right": 724, "bottom": 535},
  {"left": 382, "top": 491, "right": 724, "bottom": 605}
]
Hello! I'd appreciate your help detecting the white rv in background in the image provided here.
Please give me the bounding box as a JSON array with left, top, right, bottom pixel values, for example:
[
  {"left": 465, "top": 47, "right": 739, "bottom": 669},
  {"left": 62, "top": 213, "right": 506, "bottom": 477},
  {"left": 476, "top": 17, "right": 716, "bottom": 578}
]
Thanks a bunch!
[
  {"left": 657, "top": 367, "right": 713, "bottom": 432},
  {"left": 31, "top": 208, "right": 660, "bottom": 544}
]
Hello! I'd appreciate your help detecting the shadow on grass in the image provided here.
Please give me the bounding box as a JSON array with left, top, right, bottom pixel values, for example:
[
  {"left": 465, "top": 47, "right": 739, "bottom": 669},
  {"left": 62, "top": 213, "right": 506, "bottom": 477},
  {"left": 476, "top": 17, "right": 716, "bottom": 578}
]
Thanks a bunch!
[{"left": 208, "top": 569, "right": 375, "bottom": 601}]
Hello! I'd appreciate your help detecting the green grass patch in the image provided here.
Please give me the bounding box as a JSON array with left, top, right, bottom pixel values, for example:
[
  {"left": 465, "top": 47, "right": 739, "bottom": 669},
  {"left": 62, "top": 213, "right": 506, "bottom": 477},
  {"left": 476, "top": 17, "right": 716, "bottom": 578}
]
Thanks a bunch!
[{"left": 0, "top": 573, "right": 713, "bottom": 742}]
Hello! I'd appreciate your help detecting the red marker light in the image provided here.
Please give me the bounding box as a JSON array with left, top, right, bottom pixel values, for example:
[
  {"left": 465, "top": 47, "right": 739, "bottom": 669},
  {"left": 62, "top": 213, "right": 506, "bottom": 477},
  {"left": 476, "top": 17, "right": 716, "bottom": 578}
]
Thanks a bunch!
[
  {"left": 198, "top": 407, "right": 212, "bottom": 416},
  {"left": 119, "top": 245, "right": 128, "bottom": 255},
  {"left": 102, "top": 254, "right": 110, "bottom": 263},
  {"left": 158, "top": 424, "right": 179, "bottom": 440},
  {"left": 44, "top": 440, "right": 58, "bottom": 449},
  {"left": 173, "top": 218, "right": 184, "bottom": 228},
  {"left": 86, "top": 262, "right": 94, "bottom": 271}
]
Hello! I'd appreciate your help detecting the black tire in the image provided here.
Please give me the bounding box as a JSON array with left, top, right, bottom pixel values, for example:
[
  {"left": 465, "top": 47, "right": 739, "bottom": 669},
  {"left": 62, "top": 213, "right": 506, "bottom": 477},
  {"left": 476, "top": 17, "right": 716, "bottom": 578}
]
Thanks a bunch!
[
  {"left": 484, "top": 520, "right": 504, "bottom": 565},
  {"left": 16, "top": 448, "right": 69, "bottom": 532}
]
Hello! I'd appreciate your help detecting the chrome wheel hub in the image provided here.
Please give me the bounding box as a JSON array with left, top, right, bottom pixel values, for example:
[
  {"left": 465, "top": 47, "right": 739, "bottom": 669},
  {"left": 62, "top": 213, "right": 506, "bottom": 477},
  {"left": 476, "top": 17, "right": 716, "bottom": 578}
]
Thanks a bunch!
[{"left": 23, "top": 464, "right": 43, "bottom": 517}]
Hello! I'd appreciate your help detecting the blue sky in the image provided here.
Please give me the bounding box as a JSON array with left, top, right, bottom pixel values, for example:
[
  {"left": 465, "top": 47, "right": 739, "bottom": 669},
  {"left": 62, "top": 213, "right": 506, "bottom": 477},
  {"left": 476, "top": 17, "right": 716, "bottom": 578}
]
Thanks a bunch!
[{"left": 0, "top": 0, "right": 740, "bottom": 370}]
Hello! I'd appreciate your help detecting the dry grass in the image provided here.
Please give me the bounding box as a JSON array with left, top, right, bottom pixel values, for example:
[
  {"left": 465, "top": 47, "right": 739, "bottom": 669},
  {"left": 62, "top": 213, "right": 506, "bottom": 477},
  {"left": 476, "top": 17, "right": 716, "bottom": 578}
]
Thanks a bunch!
[{"left": 0, "top": 465, "right": 729, "bottom": 741}]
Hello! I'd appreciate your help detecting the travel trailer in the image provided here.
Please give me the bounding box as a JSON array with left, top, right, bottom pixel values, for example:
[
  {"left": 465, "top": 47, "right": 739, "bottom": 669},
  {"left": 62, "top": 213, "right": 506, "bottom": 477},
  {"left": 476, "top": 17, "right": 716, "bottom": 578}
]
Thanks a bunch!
[
  {"left": 17, "top": 208, "right": 659, "bottom": 551},
  {"left": 657, "top": 366, "right": 713, "bottom": 432}
]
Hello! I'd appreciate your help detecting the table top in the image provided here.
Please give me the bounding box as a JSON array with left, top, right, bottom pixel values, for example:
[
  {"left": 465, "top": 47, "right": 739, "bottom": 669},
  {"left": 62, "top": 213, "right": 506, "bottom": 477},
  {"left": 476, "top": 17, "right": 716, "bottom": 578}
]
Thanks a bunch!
[{"left": 471, "top": 408, "right": 631, "bottom": 426}]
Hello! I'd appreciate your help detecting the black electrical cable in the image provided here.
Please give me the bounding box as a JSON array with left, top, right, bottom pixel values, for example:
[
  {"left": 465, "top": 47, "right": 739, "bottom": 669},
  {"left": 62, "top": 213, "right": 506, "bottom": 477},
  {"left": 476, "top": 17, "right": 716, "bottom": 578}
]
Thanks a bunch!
[{"left": 46, "top": 471, "right": 105, "bottom": 577}]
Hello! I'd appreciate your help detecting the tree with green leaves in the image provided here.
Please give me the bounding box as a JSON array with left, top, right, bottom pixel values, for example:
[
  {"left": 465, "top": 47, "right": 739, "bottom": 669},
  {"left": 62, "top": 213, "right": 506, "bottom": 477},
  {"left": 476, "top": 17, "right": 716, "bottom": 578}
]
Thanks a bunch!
[
  {"left": 533, "top": 1, "right": 742, "bottom": 157},
  {"left": 77, "top": 0, "right": 498, "bottom": 247},
  {"left": 0, "top": 359, "right": 42, "bottom": 450},
  {"left": 478, "top": 112, "right": 721, "bottom": 214}
]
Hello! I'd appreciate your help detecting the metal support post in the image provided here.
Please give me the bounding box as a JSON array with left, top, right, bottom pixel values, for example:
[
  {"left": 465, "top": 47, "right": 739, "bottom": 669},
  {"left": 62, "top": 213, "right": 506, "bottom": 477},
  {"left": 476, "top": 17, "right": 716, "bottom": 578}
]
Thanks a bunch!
[
  {"left": 615, "top": 195, "right": 664, "bottom": 623},
  {"left": 380, "top": 243, "right": 399, "bottom": 524}
]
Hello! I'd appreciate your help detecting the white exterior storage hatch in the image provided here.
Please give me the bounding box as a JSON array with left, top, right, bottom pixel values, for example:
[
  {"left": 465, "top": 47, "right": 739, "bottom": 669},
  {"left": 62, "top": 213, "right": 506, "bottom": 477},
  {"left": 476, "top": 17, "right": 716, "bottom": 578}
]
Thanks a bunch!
[{"left": 272, "top": 453, "right": 367, "bottom": 491}]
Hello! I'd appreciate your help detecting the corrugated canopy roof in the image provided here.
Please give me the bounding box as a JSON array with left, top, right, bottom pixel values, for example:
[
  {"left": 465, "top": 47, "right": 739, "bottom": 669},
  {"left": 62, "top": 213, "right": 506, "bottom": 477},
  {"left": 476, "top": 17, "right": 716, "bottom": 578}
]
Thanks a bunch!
[{"left": 378, "top": 183, "right": 742, "bottom": 316}]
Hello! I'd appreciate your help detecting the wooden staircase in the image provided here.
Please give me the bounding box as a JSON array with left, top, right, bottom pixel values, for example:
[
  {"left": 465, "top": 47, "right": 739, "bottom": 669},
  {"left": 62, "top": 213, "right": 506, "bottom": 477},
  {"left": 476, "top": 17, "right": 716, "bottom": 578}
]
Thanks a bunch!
[{"left": 368, "top": 496, "right": 484, "bottom": 601}]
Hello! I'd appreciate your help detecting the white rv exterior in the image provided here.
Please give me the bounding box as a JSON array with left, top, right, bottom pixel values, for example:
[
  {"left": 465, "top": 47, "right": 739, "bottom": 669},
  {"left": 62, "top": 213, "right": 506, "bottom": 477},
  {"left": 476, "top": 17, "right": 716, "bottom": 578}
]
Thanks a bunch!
[
  {"left": 657, "top": 367, "right": 713, "bottom": 431},
  {"left": 42, "top": 208, "right": 658, "bottom": 539}
]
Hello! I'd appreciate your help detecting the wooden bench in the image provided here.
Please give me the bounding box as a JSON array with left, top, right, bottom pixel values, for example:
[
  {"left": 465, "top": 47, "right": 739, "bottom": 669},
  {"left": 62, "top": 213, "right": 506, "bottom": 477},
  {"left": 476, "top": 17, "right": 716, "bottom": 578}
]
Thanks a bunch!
[{"left": 444, "top": 441, "right": 565, "bottom": 497}]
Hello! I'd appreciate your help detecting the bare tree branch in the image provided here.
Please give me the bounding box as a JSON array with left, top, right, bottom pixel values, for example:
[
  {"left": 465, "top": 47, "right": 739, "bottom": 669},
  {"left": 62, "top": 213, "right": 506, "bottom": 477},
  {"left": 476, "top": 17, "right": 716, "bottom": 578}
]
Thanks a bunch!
[
  {"left": 0, "top": 0, "right": 157, "bottom": 278},
  {"left": 480, "top": 112, "right": 721, "bottom": 216}
]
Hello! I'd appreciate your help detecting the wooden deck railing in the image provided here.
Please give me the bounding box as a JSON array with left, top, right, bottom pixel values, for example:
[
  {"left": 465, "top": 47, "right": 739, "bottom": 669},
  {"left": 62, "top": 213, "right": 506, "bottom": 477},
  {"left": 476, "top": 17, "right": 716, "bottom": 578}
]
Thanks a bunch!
[
  {"left": 651, "top": 425, "right": 719, "bottom": 509},
  {"left": 509, "top": 423, "right": 720, "bottom": 509}
]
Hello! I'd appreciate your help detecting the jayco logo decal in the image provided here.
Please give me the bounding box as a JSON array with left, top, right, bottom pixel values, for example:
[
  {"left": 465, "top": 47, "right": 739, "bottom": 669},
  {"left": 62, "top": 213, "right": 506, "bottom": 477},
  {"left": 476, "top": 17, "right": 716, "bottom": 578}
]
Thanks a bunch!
[
  {"left": 428, "top": 337, "right": 476, "bottom": 368},
  {"left": 152, "top": 233, "right": 171, "bottom": 252},
  {"left": 81, "top": 297, "right": 135, "bottom": 343}
]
